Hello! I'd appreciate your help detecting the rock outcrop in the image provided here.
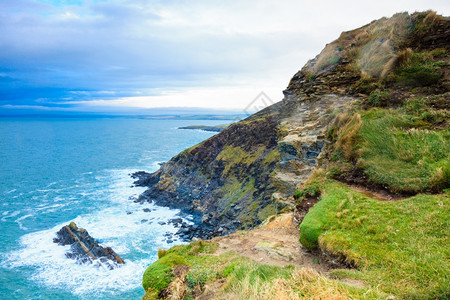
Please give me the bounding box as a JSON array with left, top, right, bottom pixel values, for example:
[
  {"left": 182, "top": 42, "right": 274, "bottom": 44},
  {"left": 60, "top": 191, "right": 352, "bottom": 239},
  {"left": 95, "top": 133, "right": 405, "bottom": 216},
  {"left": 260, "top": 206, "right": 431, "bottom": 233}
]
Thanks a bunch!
[
  {"left": 53, "top": 222, "right": 125, "bottom": 269},
  {"left": 178, "top": 124, "right": 228, "bottom": 132},
  {"left": 134, "top": 11, "right": 450, "bottom": 240}
]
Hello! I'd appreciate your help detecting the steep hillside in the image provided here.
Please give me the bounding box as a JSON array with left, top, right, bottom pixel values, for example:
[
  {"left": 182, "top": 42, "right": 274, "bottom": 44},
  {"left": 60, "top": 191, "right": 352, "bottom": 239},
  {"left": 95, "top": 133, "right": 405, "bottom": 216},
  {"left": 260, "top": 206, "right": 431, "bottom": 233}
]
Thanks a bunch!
[
  {"left": 135, "top": 95, "right": 356, "bottom": 237},
  {"left": 136, "top": 11, "right": 449, "bottom": 238},
  {"left": 140, "top": 11, "right": 449, "bottom": 299}
]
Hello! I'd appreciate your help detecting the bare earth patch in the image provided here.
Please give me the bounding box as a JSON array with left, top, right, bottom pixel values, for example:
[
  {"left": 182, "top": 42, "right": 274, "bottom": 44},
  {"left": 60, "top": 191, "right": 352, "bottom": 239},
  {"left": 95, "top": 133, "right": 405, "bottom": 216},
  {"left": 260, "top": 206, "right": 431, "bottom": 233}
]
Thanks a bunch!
[{"left": 212, "top": 213, "right": 330, "bottom": 272}]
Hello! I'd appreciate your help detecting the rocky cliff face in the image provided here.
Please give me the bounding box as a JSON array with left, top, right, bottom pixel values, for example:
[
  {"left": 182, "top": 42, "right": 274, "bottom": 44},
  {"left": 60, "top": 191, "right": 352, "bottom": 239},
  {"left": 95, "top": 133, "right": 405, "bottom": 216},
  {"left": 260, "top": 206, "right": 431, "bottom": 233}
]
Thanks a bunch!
[{"left": 135, "top": 11, "right": 449, "bottom": 238}]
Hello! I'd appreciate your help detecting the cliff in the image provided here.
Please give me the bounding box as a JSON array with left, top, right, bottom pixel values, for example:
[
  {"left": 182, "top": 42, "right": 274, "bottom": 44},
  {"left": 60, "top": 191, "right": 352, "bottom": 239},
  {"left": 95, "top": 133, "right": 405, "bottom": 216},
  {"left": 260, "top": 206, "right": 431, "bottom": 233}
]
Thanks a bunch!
[
  {"left": 141, "top": 11, "right": 449, "bottom": 300},
  {"left": 136, "top": 11, "right": 449, "bottom": 238}
]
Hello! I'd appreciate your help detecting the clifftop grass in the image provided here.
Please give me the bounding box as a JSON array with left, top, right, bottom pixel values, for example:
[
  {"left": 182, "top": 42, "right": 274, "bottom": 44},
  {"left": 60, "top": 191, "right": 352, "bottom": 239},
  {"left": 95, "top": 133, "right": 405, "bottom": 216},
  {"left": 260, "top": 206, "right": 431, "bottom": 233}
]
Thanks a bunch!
[
  {"left": 142, "top": 240, "right": 384, "bottom": 299},
  {"left": 299, "top": 180, "right": 449, "bottom": 299},
  {"left": 329, "top": 94, "right": 449, "bottom": 194}
]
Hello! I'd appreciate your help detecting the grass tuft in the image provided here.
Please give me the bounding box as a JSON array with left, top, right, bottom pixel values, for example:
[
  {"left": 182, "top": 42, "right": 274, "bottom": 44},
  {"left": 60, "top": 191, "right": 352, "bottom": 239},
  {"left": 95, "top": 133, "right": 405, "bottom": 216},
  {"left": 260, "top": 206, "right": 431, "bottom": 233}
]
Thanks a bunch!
[
  {"left": 356, "top": 108, "right": 449, "bottom": 193},
  {"left": 394, "top": 50, "right": 445, "bottom": 87},
  {"left": 328, "top": 96, "right": 449, "bottom": 194},
  {"left": 157, "top": 248, "right": 167, "bottom": 259}
]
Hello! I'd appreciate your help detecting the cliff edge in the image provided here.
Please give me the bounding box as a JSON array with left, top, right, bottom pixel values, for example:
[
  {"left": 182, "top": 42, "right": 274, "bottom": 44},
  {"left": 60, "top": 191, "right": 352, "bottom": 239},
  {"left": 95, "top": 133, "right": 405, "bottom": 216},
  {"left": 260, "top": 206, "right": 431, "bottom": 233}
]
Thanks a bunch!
[{"left": 141, "top": 11, "right": 449, "bottom": 300}]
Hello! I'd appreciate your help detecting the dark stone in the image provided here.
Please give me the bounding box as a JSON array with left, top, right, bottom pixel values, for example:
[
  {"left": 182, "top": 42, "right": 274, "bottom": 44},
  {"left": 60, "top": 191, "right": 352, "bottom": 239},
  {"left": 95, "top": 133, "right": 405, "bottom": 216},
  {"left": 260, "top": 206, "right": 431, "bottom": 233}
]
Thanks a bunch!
[
  {"left": 131, "top": 171, "right": 159, "bottom": 187},
  {"left": 158, "top": 221, "right": 166, "bottom": 225},
  {"left": 143, "top": 208, "right": 152, "bottom": 212},
  {"left": 279, "top": 142, "right": 298, "bottom": 156},
  {"left": 169, "top": 218, "right": 183, "bottom": 224},
  {"left": 54, "top": 222, "right": 124, "bottom": 269}
]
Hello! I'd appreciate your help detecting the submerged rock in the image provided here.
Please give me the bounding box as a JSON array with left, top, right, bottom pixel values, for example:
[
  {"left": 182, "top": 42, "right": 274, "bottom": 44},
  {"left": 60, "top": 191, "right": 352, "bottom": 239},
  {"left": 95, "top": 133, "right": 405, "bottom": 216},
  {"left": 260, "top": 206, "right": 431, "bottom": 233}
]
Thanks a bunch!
[{"left": 53, "top": 222, "right": 125, "bottom": 269}]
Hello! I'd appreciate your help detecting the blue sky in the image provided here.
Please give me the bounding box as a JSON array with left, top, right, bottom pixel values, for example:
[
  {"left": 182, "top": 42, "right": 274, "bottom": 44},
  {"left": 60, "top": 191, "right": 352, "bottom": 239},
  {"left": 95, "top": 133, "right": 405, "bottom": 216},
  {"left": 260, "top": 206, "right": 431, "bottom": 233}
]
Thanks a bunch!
[{"left": 1, "top": 0, "right": 449, "bottom": 115}]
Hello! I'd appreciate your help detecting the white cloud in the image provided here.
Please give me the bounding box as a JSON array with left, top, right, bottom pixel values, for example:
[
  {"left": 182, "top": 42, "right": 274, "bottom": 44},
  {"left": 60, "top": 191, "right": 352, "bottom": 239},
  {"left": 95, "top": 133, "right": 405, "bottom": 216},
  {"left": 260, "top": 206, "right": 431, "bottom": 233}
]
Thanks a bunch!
[
  {"left": 1, "top": 0, "right": 449, "bottom": 111},
  {"left": 65, "top": 85, "right": 284, "bottom": 112}
]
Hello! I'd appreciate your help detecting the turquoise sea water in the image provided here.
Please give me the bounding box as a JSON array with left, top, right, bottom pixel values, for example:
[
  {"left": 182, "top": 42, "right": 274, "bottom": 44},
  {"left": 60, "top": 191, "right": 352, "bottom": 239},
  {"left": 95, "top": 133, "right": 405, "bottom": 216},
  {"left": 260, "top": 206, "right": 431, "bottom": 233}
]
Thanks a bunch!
[{"left": 0, "top": 117, "right": 224, "bottom": 299}]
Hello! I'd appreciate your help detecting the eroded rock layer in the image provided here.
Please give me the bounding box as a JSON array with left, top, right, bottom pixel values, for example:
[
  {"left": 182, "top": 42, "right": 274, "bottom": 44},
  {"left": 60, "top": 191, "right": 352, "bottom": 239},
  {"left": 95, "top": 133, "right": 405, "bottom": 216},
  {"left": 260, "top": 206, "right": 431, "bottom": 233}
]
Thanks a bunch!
[{"left": 54, "top": 222, "right": 125, "bottom": 269}]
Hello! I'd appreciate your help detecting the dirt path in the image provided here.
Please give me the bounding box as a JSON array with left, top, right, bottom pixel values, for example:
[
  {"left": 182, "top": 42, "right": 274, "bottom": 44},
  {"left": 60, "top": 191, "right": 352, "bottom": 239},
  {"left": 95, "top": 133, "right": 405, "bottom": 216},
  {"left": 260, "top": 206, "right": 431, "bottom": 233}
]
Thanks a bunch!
[
  {"left": 210, "top": 181, "right": 405, "bottom": 273},
  {"left": 347, "top": 184, "right": 406, "bottom": 201},
  {"left": 211, "top": 213, "right": 330, "bottom": 272}
]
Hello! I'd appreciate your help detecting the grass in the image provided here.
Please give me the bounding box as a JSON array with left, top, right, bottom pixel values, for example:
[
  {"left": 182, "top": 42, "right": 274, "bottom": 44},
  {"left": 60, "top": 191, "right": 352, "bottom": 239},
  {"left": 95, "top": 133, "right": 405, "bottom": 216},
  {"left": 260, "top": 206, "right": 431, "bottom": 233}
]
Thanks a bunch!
[
  {"left": 216, "top": 145, "right": 265, "bottom": 175},
  {"left": 367, "top": 89, "right": 390, "bottom": 107},
  {"left": 311, "top": 44, "right": 342, "bottom": 73},
  {"left": 142, "top": 239, "right": 385, "bottom": 299},
  {"left": 299, "top": 180, "right": 450, "bottom": 299},
  {"left": 407, "top": 11, "right": 448, "bottom": 49},
  {"left": 356, "top": 107, "right": 449, "bottom": 193},
  {"left": 329, "top": 97, "right": 449, "bottom": 194},
  {"left": 359, "top": 39, "right": 396, "bottom": 77},
  {"left": 142, "top": 241, "right": 221, "bottom": 298},
  {"left": 393, "top": 50, "right": 446, "bottom": 87},
  {"left": 142, "top": 11, "right": 449, "bottom": 299},
  {"left": 221, "top": 264, "right": 383, "bottom": 300},
  {"left": 142, "top": 253, "right": 186, "bottom": 295}
]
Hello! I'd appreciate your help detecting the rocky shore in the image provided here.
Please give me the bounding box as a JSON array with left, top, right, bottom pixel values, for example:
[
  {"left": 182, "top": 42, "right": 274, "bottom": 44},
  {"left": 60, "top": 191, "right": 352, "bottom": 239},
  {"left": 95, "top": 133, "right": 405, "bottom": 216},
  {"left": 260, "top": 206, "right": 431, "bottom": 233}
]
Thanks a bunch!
[{"left": 131, "top": 171, "right": 236, "bottom": 241}]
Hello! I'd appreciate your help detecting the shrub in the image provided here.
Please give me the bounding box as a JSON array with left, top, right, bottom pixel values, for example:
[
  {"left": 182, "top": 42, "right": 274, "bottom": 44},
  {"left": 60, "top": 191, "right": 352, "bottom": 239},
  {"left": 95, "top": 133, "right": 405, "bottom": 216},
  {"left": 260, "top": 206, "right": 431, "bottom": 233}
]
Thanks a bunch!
[
  {"left": 367, "top": 90, "right": 390, "bottom": 107},
  {"left": 394, "top": 51, "right": 444, "bottom": 87},
  {"left": 142, "top": 253, "right": 186, "bottom": 293},
  {"left": 307, "top": 74, "right": 316, "bottom": 82},
  {"left": 157, "top": 248, "right": 167, "bottom": 259},
  {"left": 294, "top": 184, "right": 321, "bottom": 203}
]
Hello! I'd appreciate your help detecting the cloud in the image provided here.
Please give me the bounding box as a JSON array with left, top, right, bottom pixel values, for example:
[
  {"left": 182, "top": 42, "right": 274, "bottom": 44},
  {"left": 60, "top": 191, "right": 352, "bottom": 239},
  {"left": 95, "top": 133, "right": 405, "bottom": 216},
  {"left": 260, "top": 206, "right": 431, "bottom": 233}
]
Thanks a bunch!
[{"left": 0, "top": 0, "right": 449, "bottom": 113}]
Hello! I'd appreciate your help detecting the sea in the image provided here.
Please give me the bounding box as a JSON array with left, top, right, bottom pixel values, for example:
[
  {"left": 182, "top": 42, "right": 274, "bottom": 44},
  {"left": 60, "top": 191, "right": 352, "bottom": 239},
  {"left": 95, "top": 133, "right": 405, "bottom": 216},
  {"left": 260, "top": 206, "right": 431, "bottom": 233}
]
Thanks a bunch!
[{"left": 0, "top": 117, "right": 227, "bottom": 299}]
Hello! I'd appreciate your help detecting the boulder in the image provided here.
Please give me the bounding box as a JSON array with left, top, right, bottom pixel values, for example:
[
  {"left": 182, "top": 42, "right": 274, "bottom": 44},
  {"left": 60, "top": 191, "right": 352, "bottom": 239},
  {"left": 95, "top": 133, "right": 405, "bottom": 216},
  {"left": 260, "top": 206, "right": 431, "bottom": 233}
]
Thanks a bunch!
[
  {"left": 53, "top": 222, "right": 125, "bottom": 269},
  {"left": 253, "top": 241, "right": 294, "bottom": 261}
]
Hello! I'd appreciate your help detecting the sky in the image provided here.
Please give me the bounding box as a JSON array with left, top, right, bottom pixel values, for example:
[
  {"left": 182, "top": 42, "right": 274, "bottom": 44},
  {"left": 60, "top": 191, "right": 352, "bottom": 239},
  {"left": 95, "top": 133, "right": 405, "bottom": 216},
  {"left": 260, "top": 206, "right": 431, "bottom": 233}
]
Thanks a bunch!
[{"left": 0, "top": 0, "right": 449, "bottom": 115}]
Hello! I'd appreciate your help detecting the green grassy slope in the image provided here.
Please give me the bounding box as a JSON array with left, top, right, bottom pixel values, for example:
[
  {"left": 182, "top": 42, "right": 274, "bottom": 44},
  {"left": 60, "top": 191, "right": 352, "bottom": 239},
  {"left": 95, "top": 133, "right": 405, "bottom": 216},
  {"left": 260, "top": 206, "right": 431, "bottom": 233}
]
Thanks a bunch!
[{"left": 299, "top": 180, "right": 449, "bottom": 299}]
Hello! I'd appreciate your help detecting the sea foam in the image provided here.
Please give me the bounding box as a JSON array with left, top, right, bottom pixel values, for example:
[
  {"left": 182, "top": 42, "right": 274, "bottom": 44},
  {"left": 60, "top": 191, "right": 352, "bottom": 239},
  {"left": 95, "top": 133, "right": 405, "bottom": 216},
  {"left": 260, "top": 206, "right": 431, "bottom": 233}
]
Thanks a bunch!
[{"left": 2, "top": 168, "right": 188, "bottom": 298}]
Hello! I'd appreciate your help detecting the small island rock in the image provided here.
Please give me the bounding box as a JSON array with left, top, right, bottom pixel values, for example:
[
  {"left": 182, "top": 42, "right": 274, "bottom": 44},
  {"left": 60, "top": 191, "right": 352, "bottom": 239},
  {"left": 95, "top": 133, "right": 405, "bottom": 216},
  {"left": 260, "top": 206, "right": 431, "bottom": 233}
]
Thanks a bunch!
[{"left": 53, "top": 222, "right": 125, "bottom": 269}]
